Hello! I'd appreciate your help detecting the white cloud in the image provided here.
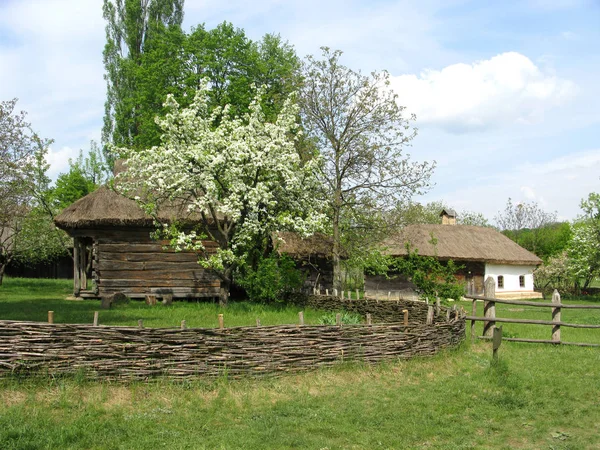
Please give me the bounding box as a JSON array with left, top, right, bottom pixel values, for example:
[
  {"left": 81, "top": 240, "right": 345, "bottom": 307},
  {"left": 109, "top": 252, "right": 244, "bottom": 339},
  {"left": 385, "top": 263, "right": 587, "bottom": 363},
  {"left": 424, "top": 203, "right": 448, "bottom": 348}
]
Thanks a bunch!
[
  {"left": 46, "top": 146, "right": 80, "bottom": 181},
  {"left": 427, "top": 149, "right": 600, "bottom": 221},
  {"left": 389, "top": 52, "right": 577, "bottom": 132}
]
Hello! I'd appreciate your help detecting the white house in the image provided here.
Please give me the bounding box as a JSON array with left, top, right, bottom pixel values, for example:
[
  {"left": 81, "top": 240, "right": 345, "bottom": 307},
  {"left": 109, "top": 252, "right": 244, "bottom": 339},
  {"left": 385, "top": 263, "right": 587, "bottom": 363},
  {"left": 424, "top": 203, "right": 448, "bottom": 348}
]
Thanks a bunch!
[{"left": 371, "top": 211, "right": 543, "bottom": 299}]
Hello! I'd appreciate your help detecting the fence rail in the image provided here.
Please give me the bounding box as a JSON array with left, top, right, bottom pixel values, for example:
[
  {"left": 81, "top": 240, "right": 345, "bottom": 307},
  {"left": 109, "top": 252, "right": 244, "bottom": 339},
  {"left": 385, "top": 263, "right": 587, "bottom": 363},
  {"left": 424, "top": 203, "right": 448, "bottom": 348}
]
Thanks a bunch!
[{"left": 466, "top": 276, "right": 600, "bottom": 347}]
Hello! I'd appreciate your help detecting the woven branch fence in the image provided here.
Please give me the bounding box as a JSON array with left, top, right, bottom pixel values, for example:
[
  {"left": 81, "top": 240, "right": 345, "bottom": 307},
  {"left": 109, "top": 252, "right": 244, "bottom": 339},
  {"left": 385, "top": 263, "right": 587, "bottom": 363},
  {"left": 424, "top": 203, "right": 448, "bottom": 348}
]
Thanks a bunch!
[{"left": 0, "top": 296, "right": 465, "bottom": 381}]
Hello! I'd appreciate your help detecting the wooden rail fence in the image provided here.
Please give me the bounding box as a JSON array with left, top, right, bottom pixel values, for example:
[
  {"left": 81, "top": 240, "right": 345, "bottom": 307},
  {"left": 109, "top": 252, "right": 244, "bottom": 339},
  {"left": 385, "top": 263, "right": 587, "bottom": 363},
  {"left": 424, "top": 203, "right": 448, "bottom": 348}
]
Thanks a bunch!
[{"left": 466, "top": 276, "right": 600, "bottom": 347}]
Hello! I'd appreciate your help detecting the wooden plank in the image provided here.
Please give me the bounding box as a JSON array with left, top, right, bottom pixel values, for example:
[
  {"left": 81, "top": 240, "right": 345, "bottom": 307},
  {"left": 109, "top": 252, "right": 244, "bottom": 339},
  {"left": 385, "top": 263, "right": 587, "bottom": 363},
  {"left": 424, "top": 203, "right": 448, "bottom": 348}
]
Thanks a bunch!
[
  {"left": 465, "top": 316, "right": 600, "bottom": 329},
  {"left": 99, "top": 279, "right": 221, "bottom": 288},
  {"left": 478, "top": 336, "right": 600, "bottom": 347},
  {"left": 96, "top": 260, "right": 202, "bottom": 271},
  {"left": 97, "top": 269, "right": 215, "bottom": 281},
  {"left": 465, "top": 295, "right": 600, "bottom": 309},
  {"left": 99, "top": 252, "right": 205, "bottom": 263},
  {"left": 99, "top": 242, "right": 219, "bottom": 254}
]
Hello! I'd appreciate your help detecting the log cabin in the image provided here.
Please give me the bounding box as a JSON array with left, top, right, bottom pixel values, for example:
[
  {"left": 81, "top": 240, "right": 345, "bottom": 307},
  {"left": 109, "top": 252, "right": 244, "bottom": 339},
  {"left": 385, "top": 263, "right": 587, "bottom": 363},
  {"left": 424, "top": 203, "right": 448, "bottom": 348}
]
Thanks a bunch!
[{"left": 54, "top": 186, "right": 221, "bottom": 300}]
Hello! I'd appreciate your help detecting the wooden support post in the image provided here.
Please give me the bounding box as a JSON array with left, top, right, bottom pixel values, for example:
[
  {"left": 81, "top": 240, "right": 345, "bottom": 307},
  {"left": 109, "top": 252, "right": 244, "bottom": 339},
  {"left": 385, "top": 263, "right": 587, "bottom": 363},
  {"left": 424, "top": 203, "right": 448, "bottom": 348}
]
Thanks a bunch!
[
  {"left": 366, "top": 313, "right": 372, "bottom": 325},
  {"left": 356, "top": 289, "right": 359, "bottom": 300},
  {"left": 298, "top": 311, "right": 304, "bottom": 326},
  {"left": 435, "top": 298, "right": 441, "bottom": 316},
  {"left": 181, "top": 320, "right": 186, "bottom": 330},
  {"left": 79, "top": 240, "right": 87, "bottom": 291},
  {"left": 446, "top": 309, "right": 451, "bottom": 321},
  {"left": 471, "top": 299, "right": 477, "bottom": 343},
  {"left": 336, "top": 313, "right": 342, "bottom": 326},
  {"left": 256, "top": 318, "right": 261, "bottom": 327},
  {"left": 402, "top": 309, "right": 408, "bottom": 326},
  {"left": 333, "top": 288, "right": 337, "bottom": 298},
  {"left": 73, "top": 237, "right": 81, "bottom": 296},
  {"left": 325, "top": 289, "right": 329, "bottom": 296},
  {"left": 492, "top": 326, "right": 502, "bottom": 361},
  {"left": 426, "top": 306, "right": 434, "bottom": 325},
  {"left": 483, "top": 276, "right": 496, "bottom": 337},
  {"left": 348, "top": 290, "right": 352, "bottom": 300},
  {"left": 552, "top": 289, "right": 561, "bottom": 343},
  {"left": 93, "top": 311, "right": 99, "bottom": 327},
  {"left": 341, "top": 290, "right": 345, "bottom": 300},
  {"left": 218, "top": 314, "right": 224, "bottom": 329},
  {"left": 48, "top": 311, "right": 54, "bottom": 324},
  {"left": 138, "top": 319, "right": 143, "bottom": 329}
]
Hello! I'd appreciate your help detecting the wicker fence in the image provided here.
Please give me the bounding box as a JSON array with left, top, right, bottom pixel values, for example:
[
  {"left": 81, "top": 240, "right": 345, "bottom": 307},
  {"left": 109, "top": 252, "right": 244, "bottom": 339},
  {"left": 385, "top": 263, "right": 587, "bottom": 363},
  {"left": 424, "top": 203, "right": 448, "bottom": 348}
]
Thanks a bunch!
[{"left": 0, "top": 296, "right": 466, "bottom": 381}]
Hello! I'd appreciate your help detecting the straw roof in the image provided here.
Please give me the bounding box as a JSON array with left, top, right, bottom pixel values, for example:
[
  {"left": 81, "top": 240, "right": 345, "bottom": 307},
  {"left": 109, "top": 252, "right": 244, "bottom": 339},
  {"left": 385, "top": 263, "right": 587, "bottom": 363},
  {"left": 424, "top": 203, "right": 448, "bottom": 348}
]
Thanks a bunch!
[
  {"left": 274, "top": 232, "right": 334, "bottom": 258},
  {"left": 382, "top": 224, "right": 542, "bottom": 266},
  {"left": 54, "top": 186, "right": 200, "bottom": 229}
]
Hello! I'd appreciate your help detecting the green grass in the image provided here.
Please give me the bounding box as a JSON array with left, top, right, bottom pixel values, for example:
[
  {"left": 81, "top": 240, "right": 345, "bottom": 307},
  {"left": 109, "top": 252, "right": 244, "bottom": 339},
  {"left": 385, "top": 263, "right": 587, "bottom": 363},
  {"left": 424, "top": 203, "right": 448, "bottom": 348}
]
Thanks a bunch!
[
  {"left": 0, "top": 277, "right": 331, "bottom": 328},
  {"left": 1, "top": 279, "right": 600, "bottom": 448},
  {"left": 0, "top": 342, "right": 599, "bottom": 449}
]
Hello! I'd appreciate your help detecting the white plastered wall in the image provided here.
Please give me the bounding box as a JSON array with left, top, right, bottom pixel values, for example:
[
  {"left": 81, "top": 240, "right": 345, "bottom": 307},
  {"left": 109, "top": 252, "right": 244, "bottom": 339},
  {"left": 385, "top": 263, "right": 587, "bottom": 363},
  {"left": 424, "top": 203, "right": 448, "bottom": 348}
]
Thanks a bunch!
[{"left": 484, "top": 264, "right": 537, "bottom": 292}]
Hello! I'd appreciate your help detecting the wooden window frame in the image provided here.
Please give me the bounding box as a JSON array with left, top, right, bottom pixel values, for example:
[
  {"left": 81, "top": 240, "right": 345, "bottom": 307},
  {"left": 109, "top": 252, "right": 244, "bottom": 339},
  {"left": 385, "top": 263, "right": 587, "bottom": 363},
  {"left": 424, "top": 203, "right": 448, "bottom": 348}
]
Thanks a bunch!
[
  {"left": 497, "top": 275, "right": 504, "bottom": 289},
  {"left": 519, "top": 275, "right": 525, "bottom": 288}
]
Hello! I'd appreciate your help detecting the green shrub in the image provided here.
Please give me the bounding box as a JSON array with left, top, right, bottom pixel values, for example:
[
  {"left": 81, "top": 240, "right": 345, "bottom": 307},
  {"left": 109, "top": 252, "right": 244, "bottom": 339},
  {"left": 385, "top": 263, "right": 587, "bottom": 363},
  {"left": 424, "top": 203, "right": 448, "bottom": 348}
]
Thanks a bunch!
[{"left": 238, "top": 254, "right": 305, "bottom": 302}]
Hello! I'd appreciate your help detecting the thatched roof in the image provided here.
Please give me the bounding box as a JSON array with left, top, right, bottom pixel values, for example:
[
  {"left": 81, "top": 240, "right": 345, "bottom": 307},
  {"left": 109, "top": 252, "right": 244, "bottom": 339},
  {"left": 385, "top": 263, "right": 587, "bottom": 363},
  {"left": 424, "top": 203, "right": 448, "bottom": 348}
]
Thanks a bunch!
[
  {"left": 382, "top": 224, "right": 542, "bottom": 266},
  {"left": 54, "top": 186, "right": 200, "bottom": 229},
  {"left": 274, "top": 232, "right": 334, "bottom": 258}
]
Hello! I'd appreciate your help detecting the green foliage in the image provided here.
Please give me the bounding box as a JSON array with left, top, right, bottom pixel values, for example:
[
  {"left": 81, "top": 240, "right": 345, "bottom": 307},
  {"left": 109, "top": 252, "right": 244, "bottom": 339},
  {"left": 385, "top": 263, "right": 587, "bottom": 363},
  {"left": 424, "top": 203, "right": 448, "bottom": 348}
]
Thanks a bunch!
[
  {"left": 318, "top": 311, "right": 362, "bottom": 325},
  {"left": 388, "top": 245, "right": 466, "bottom": 300},
  {"left": 237, "top": 254, "right": 305, "bottom": 302},
  {"left": 102, "top": 1, "right": 301, "bottom": 164}
]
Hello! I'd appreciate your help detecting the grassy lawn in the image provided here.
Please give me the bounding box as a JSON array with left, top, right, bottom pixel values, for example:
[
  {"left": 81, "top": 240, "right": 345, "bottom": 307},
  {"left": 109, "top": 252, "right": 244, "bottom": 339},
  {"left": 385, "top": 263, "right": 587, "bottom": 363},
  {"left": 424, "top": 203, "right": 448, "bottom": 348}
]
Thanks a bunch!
[
  {"left": 1, "top": 279, "right": 599, "bottom": 449},
  {"left": 0, "top": 277, "right": 332, "bottom": 328}
]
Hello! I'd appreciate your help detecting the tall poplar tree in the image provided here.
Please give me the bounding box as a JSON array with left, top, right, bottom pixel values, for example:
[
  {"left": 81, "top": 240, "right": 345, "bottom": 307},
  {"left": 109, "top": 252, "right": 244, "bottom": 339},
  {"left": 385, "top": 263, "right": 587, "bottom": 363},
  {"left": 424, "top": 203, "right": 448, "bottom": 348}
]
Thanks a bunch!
[{"left": 102, "top": 0, "right": 185, "bottom": 163}]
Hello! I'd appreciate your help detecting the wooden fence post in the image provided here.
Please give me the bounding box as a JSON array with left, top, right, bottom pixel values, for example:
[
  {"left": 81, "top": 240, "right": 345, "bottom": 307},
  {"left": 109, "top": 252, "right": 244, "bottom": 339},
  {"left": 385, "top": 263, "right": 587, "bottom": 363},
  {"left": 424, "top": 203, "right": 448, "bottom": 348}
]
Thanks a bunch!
[
  {"left": 93, "top": 311, "right": 99, "bottom": 327},
  {"left": 402, "top": 309, "right": 409, "bottom": 326},
  {"left": 256, "top": 318, "right": 261, "bottom": 327},
  {"left": 426, "top": 306, "right": 434, "bottom": 325},
  {"left": 552, "top": 289, "right": 561, "bottom": 343},
  {"left": 218, "top": 314, "right": 224, "bottom": 329},
  {"left": 298, "top": 311, "right": 304, "bottom": 326},
  {"left": 138, "top": 319, "right": 143, "bottom": 329},
  {"left": 325, "top": 289, "right": 329, "bottom": 296},
  {"left": 435, "top": 298, "right": 441, "bottom": 316},
  {"left": 483, "top": 276, "right": 496, "bottom": 337},
  {"left": 336, "top": 313, "right": 342, "bottom": 326},
  {"left": 48, "top": 311, "right": 54, "bottom": 324},
  {"left": 356, "top": 289, "right": 359, "bottom": 300},
  {"left": 181, "top": 320, "right": 186, "bottom": 330},
  {"left": 366, "top": 313, "right": 372, "bottom": 325}
]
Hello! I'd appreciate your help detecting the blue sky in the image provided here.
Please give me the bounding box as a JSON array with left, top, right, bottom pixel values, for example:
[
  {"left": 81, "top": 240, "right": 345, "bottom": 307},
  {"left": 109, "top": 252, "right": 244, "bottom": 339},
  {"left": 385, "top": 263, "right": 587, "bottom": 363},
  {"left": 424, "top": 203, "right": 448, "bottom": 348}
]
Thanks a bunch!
[{"left": 0, "top": 0, "right": 598, "bottom": 221}]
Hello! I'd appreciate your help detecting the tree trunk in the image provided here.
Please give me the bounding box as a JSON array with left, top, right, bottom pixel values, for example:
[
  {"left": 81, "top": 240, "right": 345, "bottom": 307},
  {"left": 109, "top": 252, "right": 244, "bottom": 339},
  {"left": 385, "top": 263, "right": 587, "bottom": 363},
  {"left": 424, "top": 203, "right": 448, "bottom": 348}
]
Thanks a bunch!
[
  {"left": 332, "top": 190, "right": 342, "bottom": 295},
  {"left": 219, "top": 278, "right": 231, "bottom": 307}
]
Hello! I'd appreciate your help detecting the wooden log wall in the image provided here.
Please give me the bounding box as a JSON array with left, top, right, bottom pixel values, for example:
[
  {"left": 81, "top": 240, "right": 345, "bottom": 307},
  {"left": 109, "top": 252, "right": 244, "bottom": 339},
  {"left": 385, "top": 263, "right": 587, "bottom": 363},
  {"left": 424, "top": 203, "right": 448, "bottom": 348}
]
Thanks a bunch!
[
  {"left": 92, "top": 229, "right": 221, "bottom": 299},
  {"left": 0, "top": 318, "right": 465, "bottom": 381}
]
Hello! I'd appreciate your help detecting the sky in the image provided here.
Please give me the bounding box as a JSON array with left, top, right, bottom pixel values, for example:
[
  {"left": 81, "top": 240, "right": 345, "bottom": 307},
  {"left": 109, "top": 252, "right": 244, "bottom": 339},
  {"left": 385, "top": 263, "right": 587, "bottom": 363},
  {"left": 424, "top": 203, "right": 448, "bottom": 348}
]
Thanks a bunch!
[{"left": 0, "top": 0, "right": 599, "bottom": 222}]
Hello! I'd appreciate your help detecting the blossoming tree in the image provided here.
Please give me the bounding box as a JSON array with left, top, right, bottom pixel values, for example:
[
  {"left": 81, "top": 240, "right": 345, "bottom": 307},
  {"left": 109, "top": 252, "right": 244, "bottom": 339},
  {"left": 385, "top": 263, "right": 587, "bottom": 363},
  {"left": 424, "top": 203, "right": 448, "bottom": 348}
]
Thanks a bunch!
[{"left": 116, "top": 83, "right": 324, "bottom": 305}]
